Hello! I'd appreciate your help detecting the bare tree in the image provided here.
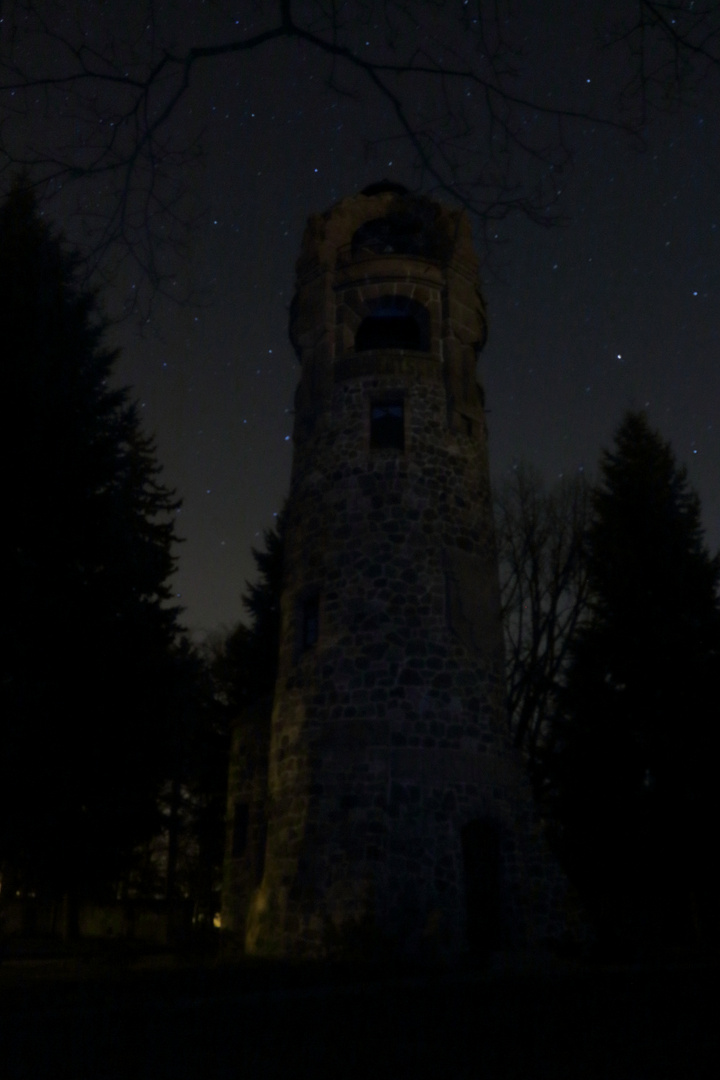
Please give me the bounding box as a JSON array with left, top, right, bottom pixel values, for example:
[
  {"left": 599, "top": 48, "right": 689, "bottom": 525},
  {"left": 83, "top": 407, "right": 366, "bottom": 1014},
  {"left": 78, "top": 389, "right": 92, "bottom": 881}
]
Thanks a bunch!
[
  {"left": 1, "top": 1, "right": 718, "bottom": 313},
  {"left": 495, "top": 464, "right": 590, "bottom": 768},
  {"left": 0, "top": 2, "right": 628, "bottom": 309},
  {"left": 608, "top": 0, "right": 720, "bottom": 116}
]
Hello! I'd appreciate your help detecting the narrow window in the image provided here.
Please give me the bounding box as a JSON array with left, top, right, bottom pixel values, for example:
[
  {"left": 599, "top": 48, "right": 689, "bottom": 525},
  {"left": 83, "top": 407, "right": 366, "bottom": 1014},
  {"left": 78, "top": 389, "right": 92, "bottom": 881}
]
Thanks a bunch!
[
  {"left": 302, "top": 593, "right": 319, "bottom": 648},
  {"left": 370, "top": 400, "right": 404, "bottom": 451},
  {"left": 231, "top": 802, "right": 249, "bottom": 858}
]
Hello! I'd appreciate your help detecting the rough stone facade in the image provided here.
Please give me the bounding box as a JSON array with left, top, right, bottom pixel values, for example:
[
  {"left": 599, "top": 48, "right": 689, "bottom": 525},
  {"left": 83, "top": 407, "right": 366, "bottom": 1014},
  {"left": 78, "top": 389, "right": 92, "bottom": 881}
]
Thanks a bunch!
[
  {"left": 221, "top": 703, "right": 270, "bottom": 945},
  {"left": 224, "top": 184, "right": 570, "bottom": 960}
]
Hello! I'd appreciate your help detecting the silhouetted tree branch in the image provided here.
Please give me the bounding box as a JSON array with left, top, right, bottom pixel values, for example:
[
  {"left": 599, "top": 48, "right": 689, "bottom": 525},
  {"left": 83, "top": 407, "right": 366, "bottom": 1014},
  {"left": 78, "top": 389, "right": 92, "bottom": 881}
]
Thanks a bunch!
[
  {"left": 0, "top": 0, "right": 667, "bottom": 315},
  {"left": 4, "top": 1, "right": 716, "bottom": 314},
  {"left": 495, "top": 465, "right": 590, "bottom": 768},
  {"left": 607, "top": 1, "right": 720, "bottom": 117}
]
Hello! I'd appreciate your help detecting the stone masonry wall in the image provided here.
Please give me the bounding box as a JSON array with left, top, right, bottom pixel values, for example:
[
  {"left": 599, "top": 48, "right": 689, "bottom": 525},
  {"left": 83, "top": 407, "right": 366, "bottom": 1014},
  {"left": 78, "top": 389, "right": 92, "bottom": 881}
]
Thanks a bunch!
[{"left": 238, "top": 189, "right": 570, "bottom": 960}]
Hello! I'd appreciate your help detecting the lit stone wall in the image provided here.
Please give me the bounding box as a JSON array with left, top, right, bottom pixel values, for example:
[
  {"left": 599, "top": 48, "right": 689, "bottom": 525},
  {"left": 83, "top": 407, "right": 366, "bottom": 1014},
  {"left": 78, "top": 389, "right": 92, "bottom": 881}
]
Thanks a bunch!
[
  {"left": 220, "top": 705, "right": 269, "bottom": 940},
  {"left": 230, "top": 188, "right": 570, "bottom": 960}
]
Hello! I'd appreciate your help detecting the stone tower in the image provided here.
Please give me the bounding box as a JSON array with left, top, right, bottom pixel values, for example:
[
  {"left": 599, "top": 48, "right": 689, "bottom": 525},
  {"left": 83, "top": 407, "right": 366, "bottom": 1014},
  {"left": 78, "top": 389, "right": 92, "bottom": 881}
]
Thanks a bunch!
[{"left": 225, "top": 183, "right": 568, "bottom": 961}]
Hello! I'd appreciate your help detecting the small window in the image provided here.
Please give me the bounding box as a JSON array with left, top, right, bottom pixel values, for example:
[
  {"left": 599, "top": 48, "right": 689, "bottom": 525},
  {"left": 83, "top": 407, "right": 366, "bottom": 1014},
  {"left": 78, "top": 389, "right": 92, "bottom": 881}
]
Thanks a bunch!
[
  {"left": 302, "top": 594, "right": 319, "bottom": 648},
  {"left": 370, "top": 400, "right": 404, "bottom": 451},
  {"left": 231, "top": 802, "right": 249, "bottom": 858}
]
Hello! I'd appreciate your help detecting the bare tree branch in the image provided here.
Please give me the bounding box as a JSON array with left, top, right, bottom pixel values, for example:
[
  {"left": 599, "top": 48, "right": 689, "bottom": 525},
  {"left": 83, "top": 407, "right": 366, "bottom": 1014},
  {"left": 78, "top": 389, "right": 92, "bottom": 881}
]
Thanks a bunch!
[
  {"left": 495, "top": 465, "right": 591, "bottom": 768},
  {"left": 604, "top": 1, "right": 720, "bottom": 117},
  {"left": 1, "top": 1, "right": 718, "bottom": 314}
]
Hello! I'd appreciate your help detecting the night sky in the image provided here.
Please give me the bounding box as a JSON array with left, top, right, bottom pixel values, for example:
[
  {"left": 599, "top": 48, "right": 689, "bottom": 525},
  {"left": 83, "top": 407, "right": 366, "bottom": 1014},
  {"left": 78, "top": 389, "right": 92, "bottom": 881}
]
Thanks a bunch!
[{"left": 9, "top": 2, "right": 719, "bottom": 638}]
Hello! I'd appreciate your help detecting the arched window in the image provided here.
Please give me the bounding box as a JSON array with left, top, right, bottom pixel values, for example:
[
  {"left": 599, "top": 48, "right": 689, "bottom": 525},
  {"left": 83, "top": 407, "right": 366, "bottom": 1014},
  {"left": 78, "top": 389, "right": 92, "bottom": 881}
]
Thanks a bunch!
[{"left": 355, "top": 295, "right": 430, "bottom": 352}]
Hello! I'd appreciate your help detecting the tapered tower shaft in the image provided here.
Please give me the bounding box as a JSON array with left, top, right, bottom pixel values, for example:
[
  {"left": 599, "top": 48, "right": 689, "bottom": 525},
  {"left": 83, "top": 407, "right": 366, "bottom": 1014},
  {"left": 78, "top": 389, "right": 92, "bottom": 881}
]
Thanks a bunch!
[{"left": 235, "top": 185, "right": 567, "bottom": 960}]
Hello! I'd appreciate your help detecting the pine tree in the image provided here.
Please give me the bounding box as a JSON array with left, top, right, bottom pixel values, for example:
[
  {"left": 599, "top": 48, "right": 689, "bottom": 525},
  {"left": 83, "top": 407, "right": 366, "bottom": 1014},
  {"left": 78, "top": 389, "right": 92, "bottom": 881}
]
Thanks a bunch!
[
  {"left": 210, "top": 516, "right": 285, "bottom": 718},
  {"left": 0, "top": 182, "right": 184, "bottom": 912},
  {"left": 544, "top": 412, "right": 720, "bottom": 947}
]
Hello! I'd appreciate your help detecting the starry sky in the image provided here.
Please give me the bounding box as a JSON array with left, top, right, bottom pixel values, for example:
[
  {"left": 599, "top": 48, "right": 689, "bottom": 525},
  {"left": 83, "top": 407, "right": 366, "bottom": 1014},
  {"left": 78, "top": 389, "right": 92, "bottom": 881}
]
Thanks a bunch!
[{"left": 9, "top": 2, "right": 719, "bottom": 638}]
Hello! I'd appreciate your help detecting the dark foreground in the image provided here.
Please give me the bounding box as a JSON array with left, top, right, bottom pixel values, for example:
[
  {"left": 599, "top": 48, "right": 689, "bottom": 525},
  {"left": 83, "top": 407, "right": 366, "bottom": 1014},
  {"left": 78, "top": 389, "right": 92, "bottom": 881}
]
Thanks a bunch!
[{"left": 0, "top": 945, "right": 717, "bottom": 1079}]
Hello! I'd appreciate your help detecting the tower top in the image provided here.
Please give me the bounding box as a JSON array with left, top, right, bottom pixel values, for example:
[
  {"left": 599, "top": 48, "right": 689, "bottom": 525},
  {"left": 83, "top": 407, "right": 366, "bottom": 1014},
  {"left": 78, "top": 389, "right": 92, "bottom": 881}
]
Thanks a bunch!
[
  {"left": 290, "top": 188, "right": 486, "bottom": 369},
  {"left": 294, "top": 187, "right": 478, "bottom": 272}
]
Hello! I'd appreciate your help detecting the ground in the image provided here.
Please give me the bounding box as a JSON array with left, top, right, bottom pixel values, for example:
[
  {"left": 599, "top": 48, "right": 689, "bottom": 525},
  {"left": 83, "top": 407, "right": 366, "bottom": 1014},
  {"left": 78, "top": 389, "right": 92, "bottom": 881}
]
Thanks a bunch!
[{"left": 0, "top": 938, "right": 716, "bottom": 1078}]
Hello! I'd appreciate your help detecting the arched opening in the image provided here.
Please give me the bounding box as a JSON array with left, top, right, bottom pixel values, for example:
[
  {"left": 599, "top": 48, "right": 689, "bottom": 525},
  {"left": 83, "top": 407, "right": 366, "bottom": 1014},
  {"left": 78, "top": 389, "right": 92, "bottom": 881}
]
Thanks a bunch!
[
  {"left": 351, "top": 213, "right": 429, "bottom": 257},
  {"left": 355, "top": 295, "right": 430, "bottom": 352}
]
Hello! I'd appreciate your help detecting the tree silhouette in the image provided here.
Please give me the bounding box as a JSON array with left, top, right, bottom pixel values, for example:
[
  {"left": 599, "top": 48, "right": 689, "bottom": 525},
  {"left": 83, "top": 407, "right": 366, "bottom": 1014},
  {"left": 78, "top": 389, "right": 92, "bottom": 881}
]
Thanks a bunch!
[
  {"left": 210, "top": 515, "right": 285, "bottom": 721},
  {"left": 542, "top": 412, "right": 720, "bottom": 949},
  {"left": 0, "top": 182, "right": 184, "bottom": 924},
  {"left": 495, "top": 465, "right": 590, "bottom": 768}
]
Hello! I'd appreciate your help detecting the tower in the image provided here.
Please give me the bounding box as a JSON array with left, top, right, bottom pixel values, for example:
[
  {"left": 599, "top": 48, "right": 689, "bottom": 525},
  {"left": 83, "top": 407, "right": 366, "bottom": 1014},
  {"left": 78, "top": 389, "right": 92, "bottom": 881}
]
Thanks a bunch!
[{"left": 226, "top": 184, "right": 568, "bottom": 960}]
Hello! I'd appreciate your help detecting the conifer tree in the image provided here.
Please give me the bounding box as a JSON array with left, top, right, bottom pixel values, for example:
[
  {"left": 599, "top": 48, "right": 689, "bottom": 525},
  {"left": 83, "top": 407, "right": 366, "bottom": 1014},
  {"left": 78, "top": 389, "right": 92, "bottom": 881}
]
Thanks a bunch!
[
  {"left": 544, "top": 412, "right": 720, "bottom": 946},
  {"left": 0, "top": 182, "right": 184, "bottom": 913},
  {"left": 210, "top": 516, "right": 285, "bottom": 719}
]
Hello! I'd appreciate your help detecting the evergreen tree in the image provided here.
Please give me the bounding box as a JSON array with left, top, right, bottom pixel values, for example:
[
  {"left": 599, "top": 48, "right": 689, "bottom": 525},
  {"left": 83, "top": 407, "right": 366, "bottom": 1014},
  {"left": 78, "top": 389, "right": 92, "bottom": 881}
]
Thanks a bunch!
[
  {"left": 210, "top": 515, "right": 285, "bottom": 718},
  {"left": 0, "top": 182, "right": 183, "bottom": 913},
  {"left": 544, "top": 412, "right": 720, "bottom": 947}
]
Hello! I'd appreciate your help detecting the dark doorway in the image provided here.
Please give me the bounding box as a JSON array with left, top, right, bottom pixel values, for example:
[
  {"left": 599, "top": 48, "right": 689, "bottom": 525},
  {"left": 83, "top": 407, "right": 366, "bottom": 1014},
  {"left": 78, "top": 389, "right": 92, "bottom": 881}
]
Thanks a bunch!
[{"left": 461, "top": 819, "right": 502, "bottom": 959}]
